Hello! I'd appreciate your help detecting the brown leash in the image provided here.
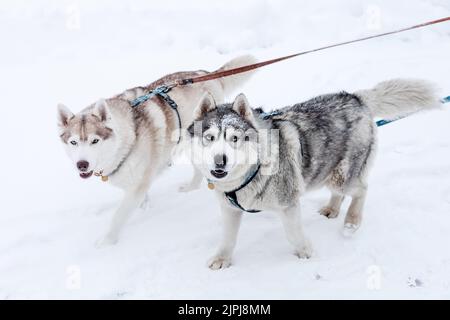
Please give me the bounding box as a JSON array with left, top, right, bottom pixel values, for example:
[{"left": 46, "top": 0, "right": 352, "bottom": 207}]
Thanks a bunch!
[
  {"left": 96, "top": 16, "right": 450, "bottom": 183},
  {"left": 169, "top": 16, "right": 450, "bottom": 88}
]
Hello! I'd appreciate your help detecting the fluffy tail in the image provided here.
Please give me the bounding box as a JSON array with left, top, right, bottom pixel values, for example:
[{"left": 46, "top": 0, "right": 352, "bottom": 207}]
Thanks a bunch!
[
  {"left": 355, "top": 79, "right": 441, "bottom": 120},
  {"left": 215, "top": 55, "right": 257, "bottom": 96}
]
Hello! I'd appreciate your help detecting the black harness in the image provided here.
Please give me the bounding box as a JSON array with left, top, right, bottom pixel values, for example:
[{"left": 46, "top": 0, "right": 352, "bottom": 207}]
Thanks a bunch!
[{"left": 223, "top": 164, "right": 261, "bottom": 213}]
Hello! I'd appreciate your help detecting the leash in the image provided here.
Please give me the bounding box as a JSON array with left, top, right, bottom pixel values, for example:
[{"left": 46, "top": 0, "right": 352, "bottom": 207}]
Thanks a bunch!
[
  {"left": 128, "top": 16, "right": 450, "bottom": 134},
  {"left": 168, "top": 16, "right": 450, "bottom": 88},
  {"left": 96, "top": 17, "right": 449, "bottom": 184},
  {"left": 128, "top": 16, "right": 450, "bottom": 135}
]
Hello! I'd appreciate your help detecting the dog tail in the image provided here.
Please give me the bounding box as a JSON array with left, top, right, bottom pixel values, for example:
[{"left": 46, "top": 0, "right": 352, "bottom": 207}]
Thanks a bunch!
[
  {"left": 215, "top": 55, "right": 257, "bottom": 96},
  {"left": 355, "top": 79, "right": 441, "bottom": 120}
]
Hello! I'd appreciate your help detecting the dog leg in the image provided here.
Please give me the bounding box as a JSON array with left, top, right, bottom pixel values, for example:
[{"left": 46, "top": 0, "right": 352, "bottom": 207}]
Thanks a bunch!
[
  {"left": 178, "top": 166, "right": 203, "bottom": 193},
  {"left": 319, "top": 193, "right": 345, "bottom": 218},
  {"left": 95, "top": 190, "right": 147, "bottom": 247},
  {"left": 343, "top": 190, "right": 367, "bottom": 237},
  {"left": 278, "top": 204, "right": 312, "bottom": 259},
  {"left": 96, "top": 168, "right": 153, "bottom": 247},
  {"left": 208, "top": 205, "right": 242, "bottom": 270}
]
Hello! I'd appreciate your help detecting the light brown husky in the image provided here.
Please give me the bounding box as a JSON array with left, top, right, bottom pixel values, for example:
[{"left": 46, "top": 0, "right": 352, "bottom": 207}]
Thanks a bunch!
[{"left": 57, "top": 55, "right": 256, "bottom": 246}]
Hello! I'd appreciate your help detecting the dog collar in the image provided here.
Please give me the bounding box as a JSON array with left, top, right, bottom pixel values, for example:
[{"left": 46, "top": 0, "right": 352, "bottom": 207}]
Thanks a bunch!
[
  {"left": 208, "top": 163, "right": 261, "bottom": 213},
  {"left": 94, "top": 143, "right": 134, "bottom": 182},
  {"left": 94, "top": 170, "right": 109, "bottom": 182}
]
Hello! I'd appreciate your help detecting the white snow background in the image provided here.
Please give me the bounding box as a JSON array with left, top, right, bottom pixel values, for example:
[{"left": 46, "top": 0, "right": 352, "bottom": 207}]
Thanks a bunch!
[{"left": 1, "top": 0, "right": 450, "bottom": 299}]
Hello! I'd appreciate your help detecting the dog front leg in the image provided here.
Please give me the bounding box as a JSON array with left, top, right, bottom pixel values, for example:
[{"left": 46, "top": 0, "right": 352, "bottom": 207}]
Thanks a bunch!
[
  {"left": 178, "top": 166, "right": 203, "bottom": 193},
  {"left": 96, "top": 189, "right": 147, "bottom": 247},
  {"left": 278, "top": 203, "right": 312, "bottom": 259},
  {"left": 208, "top": 204, "right": 242, "bottom": 270}
]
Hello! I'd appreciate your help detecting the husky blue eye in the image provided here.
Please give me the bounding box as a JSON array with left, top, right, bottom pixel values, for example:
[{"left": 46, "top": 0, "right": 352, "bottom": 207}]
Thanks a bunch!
[
  {"left": 205, "top": 134, "right": 214, "bottom": 141},
  {"left": 92, "top": 139, "right": 100, "bottom": 144},
  {"left": 70, "top": 141, "right": 77, "bottom": 146}
]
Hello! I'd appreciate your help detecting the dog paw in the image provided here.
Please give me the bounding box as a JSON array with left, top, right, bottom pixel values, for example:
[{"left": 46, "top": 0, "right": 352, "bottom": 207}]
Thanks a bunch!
[
  {"left": 319, "top": 206, "right": 340, "bottom": 219},
  {"left": 95, "top": 234, "right": 118, "bottom": 248},
  {"left": 342, "top": 223, "right": 359, "bottom": 238},
  {"left": 208, "top": 256, "right": 232, "bottom": 270},
  {"left": 178, "top": 183, "right": 200, "bottom": 193},
  {"left": 295, "top": 240, "right": 313, "bottom": 259}
]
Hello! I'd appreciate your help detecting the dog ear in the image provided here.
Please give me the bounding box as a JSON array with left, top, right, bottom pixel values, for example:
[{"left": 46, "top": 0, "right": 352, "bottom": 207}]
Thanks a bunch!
[
  {"left": 232, "top": 93, "right": 253, "bottom": 120},
  {"left": 194, "top": 92, "right": 216, "bottom": 119},
  {"left": 57, "top": 103, "right": 74, "bottom": 127},
  {"left": 93, "top": 99, "right": 111, "bottom": 122}
]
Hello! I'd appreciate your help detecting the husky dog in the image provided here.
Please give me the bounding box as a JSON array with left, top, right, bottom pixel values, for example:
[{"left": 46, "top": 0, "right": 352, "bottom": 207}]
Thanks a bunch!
[
  {"left": 57, "top": 55, "right": 256, "bottom": 246},
  {"left": 187, "top": 79, "right": 439, "bottom": 269}
]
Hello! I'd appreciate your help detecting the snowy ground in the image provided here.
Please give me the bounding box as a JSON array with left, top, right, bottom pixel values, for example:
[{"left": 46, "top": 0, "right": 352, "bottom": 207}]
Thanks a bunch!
[{"left": 1, "top": 0, "right": 450, "bottom": 299}]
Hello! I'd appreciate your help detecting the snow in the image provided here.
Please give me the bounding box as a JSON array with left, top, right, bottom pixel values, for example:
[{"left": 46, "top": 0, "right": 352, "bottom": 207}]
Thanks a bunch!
[{"left": 1, "top": 0, "right": 450, "bottom": 299}]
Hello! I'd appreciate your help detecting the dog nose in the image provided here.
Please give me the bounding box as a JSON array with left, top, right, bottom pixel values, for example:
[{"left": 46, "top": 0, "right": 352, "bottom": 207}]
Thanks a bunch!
[
  {"left": 77, "top": 160, "right": 89, "bottom": 172},
  {"left": 214, "top": 154, "right": 227, "bottom": 169}
]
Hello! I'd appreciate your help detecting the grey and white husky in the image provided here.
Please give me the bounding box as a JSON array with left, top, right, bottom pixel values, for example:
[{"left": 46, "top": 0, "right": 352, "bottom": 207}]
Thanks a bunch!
[
  {"left": 187, "top": 79, "right": 439, "bottom": 269},
  {"left": 57, "top": 55, "right": 256, "bottom": 246}
]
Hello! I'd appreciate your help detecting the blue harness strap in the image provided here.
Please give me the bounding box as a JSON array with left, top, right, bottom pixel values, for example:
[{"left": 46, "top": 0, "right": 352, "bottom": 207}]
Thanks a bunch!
[
  {"left": 376, "top": 118, "right": 396, "bottom": 127},
  {"left": 376, "top": 96, "right": 450, "bottom": 127},
  {"left": 130, "top": 85, "right": 182, "bottom": 143}
]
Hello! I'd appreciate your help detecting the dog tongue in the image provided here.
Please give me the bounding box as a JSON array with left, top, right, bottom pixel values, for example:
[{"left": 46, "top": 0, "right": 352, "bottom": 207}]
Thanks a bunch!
[{"left": 79, "top": 171, "right": 93, "bottom": 179}]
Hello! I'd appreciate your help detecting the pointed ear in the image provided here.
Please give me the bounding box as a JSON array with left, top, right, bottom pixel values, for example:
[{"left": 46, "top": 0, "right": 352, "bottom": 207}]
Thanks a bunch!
[
  {"left": 232, "top": 93, "right": 253, "bottom": 120},
  {"left": 93, "top": 99, "right": 110, "bottom": 122},
  {"left": 194, "top": 92, "right": 216, "bottom": 119},
  {"left": 57, "top": 103, "right": 74, "bottom": 127}
]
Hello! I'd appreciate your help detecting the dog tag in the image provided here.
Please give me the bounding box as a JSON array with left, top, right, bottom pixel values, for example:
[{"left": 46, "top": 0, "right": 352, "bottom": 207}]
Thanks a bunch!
[
  {"left": 207, "top": 182, "right": 215, "bottom": 190},
  {"left": 101, "top": 175, "right": 109, "bottom": 182}
]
